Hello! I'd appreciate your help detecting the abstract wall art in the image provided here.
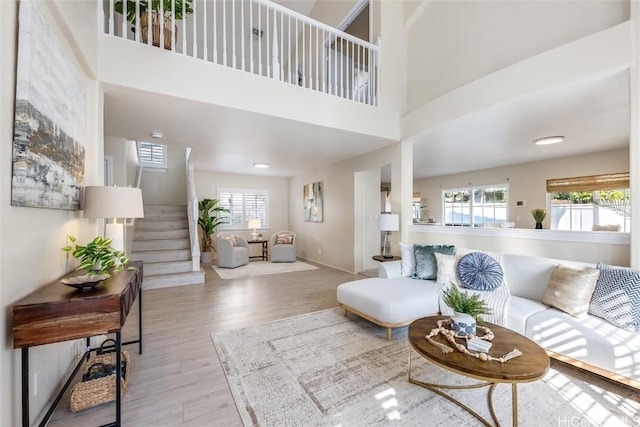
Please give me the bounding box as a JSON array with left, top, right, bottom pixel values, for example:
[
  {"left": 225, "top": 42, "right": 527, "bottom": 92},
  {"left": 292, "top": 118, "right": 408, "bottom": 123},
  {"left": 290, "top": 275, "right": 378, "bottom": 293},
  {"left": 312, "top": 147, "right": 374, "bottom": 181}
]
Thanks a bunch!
[
  {"left": 304, "top": 181, "right": 323, "bottom": 222},
  {"left": 11, "top": 0, "right": 86, "bottom": 210}
]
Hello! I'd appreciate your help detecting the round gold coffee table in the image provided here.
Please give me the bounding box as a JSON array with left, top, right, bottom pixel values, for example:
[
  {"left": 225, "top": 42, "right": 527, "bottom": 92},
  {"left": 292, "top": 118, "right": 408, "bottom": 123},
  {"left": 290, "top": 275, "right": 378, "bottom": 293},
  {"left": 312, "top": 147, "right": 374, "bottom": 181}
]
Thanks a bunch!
[{"left": 408, "top": 316, "right": 549, "bottom": 427}]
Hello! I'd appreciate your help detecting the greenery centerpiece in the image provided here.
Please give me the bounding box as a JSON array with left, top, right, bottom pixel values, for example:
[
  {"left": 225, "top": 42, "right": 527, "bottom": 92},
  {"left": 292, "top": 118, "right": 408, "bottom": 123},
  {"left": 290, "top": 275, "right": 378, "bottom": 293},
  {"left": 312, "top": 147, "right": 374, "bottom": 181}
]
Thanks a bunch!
[
  {"left": 115, "top": 0, "right": 194, "bottom": 49},
  {"left": 441, "top": 285, "right": 491, "bottom": 337},
  {"left": 198, "top": 198, "right": 229, "bottom": 263},
  {"left": 531, "top": 208, "right": 547, "bottom": 229},
  {"left": 62, "top": 235, "right": 132, "bottom": 277}
]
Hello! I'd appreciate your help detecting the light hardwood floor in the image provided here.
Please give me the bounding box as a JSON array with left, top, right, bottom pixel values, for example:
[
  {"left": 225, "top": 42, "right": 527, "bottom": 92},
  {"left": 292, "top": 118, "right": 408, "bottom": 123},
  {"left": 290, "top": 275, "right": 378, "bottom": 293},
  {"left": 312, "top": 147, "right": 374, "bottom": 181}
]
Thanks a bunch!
[
  {"left": 48, "top": 261, "right": 638, "bottom": 426},
  {"left": 49, "top": 261, "right": 363, "bottom": 427}
]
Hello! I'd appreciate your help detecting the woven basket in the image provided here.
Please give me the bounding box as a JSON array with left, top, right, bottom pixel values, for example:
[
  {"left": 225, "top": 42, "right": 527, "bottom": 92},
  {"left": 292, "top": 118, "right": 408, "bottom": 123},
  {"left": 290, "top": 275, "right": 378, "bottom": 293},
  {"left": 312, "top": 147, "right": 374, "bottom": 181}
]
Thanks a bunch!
[
  {"left": 70, "top": 350, "right": 130, "bottom": 412},
  {"left": 140, "top": 11, "right": 177, "bottom": 50}
]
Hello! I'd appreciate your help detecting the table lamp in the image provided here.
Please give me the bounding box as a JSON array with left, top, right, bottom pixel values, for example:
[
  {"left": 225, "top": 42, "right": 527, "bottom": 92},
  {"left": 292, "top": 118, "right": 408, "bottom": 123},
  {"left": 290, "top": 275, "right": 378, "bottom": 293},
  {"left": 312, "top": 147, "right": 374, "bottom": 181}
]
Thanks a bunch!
[
  {"left": 248, "top": 218, "right": 261, "bottom": 241},
  {"left": 83, "top": 186, "right": 144, "bottom": 253},
  {"left": 378, "top": 213, "right": 399, "bottom": 258}
]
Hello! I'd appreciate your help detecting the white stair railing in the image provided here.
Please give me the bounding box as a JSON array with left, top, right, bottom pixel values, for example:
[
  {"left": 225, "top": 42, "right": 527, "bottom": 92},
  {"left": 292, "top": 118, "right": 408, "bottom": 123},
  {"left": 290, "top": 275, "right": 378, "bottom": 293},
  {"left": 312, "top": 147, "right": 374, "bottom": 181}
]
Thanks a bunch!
[
  {"left": 185, "top": 147, "right": 201, "bottom": 271},
  {"left": 100, "top": 0, "right": 380, "bottom": 106}
]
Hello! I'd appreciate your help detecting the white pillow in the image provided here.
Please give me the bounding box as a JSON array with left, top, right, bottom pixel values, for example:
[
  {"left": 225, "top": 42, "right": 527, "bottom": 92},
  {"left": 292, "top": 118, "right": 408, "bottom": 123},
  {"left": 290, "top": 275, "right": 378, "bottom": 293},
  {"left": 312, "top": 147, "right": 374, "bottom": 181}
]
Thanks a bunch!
[
  {"left": 399, "top": 242, "right": 415, "bottom": 277},
  {"left": 433, "top": 252, "right": 461, "bottom": 286}
]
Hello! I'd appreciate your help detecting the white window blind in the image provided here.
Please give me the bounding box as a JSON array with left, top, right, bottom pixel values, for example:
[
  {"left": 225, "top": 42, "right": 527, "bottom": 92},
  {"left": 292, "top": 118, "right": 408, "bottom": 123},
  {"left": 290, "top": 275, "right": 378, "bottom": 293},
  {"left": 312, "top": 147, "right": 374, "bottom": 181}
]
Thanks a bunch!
[
  {"left": 136, "top": 141, "right": 167, "bottom": 169},
  {"left": 217, "top": 188, "right": 269, "bottom": 229}
]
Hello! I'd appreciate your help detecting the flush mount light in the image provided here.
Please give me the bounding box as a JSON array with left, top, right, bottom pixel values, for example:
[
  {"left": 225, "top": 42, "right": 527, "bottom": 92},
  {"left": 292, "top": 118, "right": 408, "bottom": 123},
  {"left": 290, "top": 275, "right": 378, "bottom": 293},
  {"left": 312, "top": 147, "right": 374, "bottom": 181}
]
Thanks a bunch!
[
  {"left": 150, "top": 132, "right": 163, "bottom": 139},
  {"left": 533, "top": 136, "right": 564, "bottom": 145},
  {"left": 253, "top": 162, "right": 270, "bottom": 168}
]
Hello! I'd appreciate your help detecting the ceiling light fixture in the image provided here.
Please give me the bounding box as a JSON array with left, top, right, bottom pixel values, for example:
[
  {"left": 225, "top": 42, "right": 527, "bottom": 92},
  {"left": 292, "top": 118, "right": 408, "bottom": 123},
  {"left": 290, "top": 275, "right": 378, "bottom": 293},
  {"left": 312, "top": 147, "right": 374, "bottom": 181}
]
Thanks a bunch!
[
  {"left": 253, "top": 162, "right": 270, "bottom": 168},
  {"left": 150, "top": 132, "right": 163, "bottom": 139},
  {"left": 533, "top": 136, "right": 564, "bottom": 146}
]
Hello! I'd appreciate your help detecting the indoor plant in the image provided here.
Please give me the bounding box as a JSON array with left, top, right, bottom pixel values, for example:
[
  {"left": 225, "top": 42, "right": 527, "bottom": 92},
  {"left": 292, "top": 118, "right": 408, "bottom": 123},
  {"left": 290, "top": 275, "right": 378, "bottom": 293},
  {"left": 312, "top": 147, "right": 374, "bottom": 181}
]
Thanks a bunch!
[
  {"left": 198, "top": 198, "right": 229, "bottom": 264},
  {"left": 441, "top": 285, "right": 491, "bottom": 337},
  {"left": 62, "top": 235, "right": 132, "bottom": 277},
  {"left": 115, "top": 0, "right": 194, "bottom": 49},
  {"left": 531, "top": 208, "right": 547, "bottom": 229}
]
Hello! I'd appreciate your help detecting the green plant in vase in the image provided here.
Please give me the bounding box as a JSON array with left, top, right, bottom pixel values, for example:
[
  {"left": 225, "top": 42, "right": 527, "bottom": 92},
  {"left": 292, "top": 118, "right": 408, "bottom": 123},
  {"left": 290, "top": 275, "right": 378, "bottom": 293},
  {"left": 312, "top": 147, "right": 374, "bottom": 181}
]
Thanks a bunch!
[
  {"left": 198, "top": 198, "right": 229, "bottom": 260},
  {"left": 442, "top": 284, "right": 492, "bottom": 337},
  {"left": 441, "top": 285, "right": 491, "bottom": 321},
  {"left": 115, "top": 0, "right": 194, "bottom": 49},
  {"left": 62, "top": 235, "right": 132, "bottom": 277},
  {"left": 531, "top": 209, "right": 547, "bottom": 229}
]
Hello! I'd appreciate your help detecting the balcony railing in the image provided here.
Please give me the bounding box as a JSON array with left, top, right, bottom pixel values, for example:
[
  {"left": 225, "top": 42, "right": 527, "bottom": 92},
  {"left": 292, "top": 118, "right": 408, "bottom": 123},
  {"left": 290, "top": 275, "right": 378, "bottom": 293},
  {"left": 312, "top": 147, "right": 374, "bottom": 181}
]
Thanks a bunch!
[{"left": 100, "top": 0, "right": 380, "bottom": 106}]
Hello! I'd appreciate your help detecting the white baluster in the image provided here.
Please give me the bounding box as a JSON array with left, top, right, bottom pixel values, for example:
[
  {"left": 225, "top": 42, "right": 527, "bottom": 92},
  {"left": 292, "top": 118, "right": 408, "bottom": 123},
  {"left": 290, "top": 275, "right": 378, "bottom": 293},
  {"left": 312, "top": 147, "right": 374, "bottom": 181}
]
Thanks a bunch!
[
  {"left": 271, "top": 20, "right": 280, "bottom": 81},
  {"left": 249, "top": 0, "right": 253, "bottom": 73},
  {"left": 109, "top": 0, "right": 114, "bottom": 36},
  {"left": 191, "top": 0, "right": 196, "bottom": 56},
  {"left": 203, "top": 0, "right": 207, "bottom": 60},
  {"left": 241, "top": 0, "right": 245, "bottom": 71},
  {"left": 223, "top": 0, "right": 227, "bottom": 66},
  {"left": 232, "top": 0, "right": 236, "bottom": 68},
  {"left": 121, "top": 0, "right": 126, "bottom": 40},
  {"left": 213, "top": 0, "right": 217, "bottom": 63},
  {"left": 160, "top": 0, "right": 164, "bottom": 49}
]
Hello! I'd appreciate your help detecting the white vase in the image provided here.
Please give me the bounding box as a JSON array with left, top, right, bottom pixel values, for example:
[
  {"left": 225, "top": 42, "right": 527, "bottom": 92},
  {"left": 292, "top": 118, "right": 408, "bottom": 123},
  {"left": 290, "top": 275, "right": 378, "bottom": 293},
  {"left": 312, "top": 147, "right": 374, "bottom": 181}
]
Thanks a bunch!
[{"left": 451, "top": 312, "right": 476, "bottom": 337}]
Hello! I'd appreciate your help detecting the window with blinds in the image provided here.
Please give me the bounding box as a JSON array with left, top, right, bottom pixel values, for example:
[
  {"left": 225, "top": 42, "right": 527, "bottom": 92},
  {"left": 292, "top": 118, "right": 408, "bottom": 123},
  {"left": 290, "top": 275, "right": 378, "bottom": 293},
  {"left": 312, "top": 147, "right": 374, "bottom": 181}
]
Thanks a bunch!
[
  {"left": 136, "top": 142, "right": 167, "bottom": 169},
  {"left": 217, "top": 188, "right": 269, "bottom": 229},
  {"left": 547, "top": 172, "right": 630, "bottom": 232}
]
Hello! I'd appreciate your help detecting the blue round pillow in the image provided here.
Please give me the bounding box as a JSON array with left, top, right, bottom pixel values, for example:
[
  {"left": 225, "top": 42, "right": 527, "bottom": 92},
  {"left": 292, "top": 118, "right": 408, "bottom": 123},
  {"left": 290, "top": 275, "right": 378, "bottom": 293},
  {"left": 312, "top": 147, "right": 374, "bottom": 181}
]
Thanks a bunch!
[{"left": 456, "top": 252, "right": 503, "bottom": 291}]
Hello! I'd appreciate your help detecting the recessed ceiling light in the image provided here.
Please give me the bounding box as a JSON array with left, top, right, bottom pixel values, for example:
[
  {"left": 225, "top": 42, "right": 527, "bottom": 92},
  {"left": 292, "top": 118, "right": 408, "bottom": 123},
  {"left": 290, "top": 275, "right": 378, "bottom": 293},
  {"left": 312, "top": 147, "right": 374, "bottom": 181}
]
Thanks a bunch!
[
  {"left": 150, "top": 132, "right": 163, "bottom": 139},
  {"left": 533, "top": 136, "right": 564, "bottom": 145},
  {"left": 253, "top": 162, "right": 270, "bottom": 168}
]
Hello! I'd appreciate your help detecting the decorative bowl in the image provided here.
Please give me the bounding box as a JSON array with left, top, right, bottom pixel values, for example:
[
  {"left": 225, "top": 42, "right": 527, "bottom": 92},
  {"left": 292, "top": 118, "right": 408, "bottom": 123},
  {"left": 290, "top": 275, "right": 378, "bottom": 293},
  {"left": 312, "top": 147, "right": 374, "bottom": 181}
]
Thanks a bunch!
[{"left": 61, "top": 274, "right": 110, "bottom": 291}]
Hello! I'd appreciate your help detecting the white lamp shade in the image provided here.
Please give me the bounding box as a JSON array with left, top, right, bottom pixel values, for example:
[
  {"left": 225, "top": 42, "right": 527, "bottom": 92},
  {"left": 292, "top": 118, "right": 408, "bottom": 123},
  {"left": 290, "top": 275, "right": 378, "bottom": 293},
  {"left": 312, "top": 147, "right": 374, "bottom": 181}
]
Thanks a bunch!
[
  {"left": 83, "top": 186, "right": 144, "bottom": 219},
  {"left": 378, "top": 214, "right": 399, "bottom": 231},
  {"left": 248, "top": 219, "right": 261, "bottom": 229}
]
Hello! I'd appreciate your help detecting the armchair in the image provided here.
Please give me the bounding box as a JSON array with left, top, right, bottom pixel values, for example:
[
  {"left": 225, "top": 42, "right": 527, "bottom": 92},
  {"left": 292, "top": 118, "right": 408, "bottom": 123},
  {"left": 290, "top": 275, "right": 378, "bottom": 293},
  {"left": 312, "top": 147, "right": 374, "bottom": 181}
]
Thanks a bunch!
[
  {"left": 216, "top": 234, "right": 250, "bottom": 268},
  {"left": 270, "top": 231, "right": 296, "bottom": 263}
]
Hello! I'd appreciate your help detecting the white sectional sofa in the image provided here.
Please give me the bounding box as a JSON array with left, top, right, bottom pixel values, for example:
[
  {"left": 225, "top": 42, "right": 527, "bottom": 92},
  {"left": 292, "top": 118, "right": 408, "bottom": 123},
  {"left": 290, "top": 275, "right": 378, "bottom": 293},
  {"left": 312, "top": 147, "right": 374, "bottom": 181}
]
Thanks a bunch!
[{"left": 337, "top": 248, "right": 640, "bottom": 389}]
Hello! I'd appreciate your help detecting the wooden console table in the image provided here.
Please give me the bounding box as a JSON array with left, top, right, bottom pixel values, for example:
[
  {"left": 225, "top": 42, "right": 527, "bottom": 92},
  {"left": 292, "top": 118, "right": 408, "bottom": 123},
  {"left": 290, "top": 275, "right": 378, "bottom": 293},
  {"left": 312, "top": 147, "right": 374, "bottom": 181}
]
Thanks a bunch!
[{"left": 12, "top": 261, "right": 143, "bottom": 427}]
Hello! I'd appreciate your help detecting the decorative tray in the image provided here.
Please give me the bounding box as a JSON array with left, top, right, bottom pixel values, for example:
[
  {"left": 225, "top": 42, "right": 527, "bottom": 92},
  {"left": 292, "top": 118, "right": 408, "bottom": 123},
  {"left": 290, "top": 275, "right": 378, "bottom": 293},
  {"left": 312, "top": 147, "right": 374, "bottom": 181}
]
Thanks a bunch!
[{"left": 61, "top": 274, "right": 110, "bottom": 291}]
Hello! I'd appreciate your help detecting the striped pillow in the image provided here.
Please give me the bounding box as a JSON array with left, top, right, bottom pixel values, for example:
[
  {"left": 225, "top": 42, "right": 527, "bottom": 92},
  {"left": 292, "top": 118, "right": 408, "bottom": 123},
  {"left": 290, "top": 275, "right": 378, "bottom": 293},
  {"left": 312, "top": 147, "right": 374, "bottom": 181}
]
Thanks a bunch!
[{"left": 589, "top": 263, "right": 640, "bottom": 332}]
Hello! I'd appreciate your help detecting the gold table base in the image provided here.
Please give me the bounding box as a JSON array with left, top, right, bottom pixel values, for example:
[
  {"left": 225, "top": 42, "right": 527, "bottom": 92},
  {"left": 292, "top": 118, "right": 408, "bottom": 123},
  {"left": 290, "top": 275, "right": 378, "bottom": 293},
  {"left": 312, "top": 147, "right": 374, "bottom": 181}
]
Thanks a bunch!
[{"left": 408, "top": 345, "right": 518, "bottom": 427}]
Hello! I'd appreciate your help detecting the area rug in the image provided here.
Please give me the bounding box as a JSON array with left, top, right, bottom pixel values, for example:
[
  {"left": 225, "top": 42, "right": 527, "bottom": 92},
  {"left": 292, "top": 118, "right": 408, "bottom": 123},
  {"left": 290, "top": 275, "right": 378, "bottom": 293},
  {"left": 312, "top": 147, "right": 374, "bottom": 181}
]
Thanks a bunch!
[
  {"left": 212, "top": 261, "right": 318, "bottom": 279},
  {"left": 212, "top": 308, "right": 640, "bottom": 427}
]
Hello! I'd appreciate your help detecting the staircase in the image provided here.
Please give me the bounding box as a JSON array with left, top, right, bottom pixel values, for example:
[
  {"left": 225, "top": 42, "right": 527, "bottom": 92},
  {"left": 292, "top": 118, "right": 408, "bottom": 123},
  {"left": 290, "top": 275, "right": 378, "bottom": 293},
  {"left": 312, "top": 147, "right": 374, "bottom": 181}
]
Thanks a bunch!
[{"left": 131, "top": 204, "right": 205, "bottom": 289}]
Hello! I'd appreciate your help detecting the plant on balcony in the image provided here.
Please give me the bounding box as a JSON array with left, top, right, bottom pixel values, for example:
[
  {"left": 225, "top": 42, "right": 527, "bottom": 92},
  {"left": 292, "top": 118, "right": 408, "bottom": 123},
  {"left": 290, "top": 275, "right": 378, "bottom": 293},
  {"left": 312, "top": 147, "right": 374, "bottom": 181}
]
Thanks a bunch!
[
  {"left": 198, "top": 198, "right": 229, "bottom": 263},
  {"left": 115, "top": 0, "right": 194, "bottom": 49}
]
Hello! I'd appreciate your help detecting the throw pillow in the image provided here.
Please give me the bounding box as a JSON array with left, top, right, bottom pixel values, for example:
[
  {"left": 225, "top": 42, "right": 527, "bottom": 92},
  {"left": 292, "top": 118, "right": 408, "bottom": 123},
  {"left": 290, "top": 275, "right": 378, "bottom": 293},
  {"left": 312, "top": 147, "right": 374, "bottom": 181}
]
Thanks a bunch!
[
  {"left": 456, "top": 252, "right": 504, "bottom": 291},
  {"left": 589, "top": 263, "right": 640, "bottom": 332},
  {"left": 219, "top": 234, "right": 237, "bottom": 247},
  {"left": 399, "top": 242, "right": 415, "bottom": 277},
  {"left": 541, "top": 265, "right": 600, "bottom": 318},
  {"left": 433, "top": 252, "right": 461, "bottom": 286},
  {"left": 413, "top": 245, "right": 456, "bottom": 280},
  {"left": 275, "top": 232, "right": 294, "bottom": 245}
]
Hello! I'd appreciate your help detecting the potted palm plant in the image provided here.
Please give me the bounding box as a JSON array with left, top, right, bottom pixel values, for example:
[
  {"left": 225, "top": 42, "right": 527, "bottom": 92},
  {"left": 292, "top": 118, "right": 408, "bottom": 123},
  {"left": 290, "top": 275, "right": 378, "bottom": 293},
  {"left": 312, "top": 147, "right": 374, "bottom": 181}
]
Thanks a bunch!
[
  {"left": 531, "top": 209, "right": 547, "bottom": 229},
  {"left": 441, "top": 285, "right": 491, "bottom": 337},
  {"left": 198, "top": 198, "right": 229, "bottom": 264},
  {"left": 115, "top": 0, "right": 194, "bottom": 50}
]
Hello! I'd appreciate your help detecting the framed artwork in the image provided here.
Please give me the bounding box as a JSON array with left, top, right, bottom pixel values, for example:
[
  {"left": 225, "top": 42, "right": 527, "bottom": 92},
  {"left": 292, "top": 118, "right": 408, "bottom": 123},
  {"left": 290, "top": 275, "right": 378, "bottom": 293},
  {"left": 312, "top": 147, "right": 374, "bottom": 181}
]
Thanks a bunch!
[
  {"left": 304, "top": 182, "right": 323, "bottom": 222},
  {"left": 11, "top": 0, "right": 86, "bottom": 210}
]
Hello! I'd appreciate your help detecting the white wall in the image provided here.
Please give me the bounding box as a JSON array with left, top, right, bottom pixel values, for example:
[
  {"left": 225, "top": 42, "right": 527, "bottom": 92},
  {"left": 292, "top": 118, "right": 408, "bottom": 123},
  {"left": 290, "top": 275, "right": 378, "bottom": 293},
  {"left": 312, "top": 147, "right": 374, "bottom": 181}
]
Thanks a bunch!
[
  {"left": 194, "top": 170, "right": 289, "bottom": 247},
  {"left": 1, "top": 1, "right": 102, "bottom": 425},
  {"left": 406, "top": 0, "right": 629, "bottom": 111},
  {"left": 139, "top": 144, "right": 187, "bottom": 205},
  {"left": 289, "top": 143, "right": 404, "bottom": 273},
  {"left": 414, "top": 148, "right": 629, "bottom": 229}
]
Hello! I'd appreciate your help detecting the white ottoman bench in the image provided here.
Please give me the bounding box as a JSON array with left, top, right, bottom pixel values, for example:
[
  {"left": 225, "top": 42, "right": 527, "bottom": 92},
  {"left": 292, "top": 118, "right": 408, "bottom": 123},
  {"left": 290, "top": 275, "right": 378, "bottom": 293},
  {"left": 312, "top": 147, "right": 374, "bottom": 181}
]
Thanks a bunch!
[{"left": 336, "top": 276, "right": 443, "bottom": 340}]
